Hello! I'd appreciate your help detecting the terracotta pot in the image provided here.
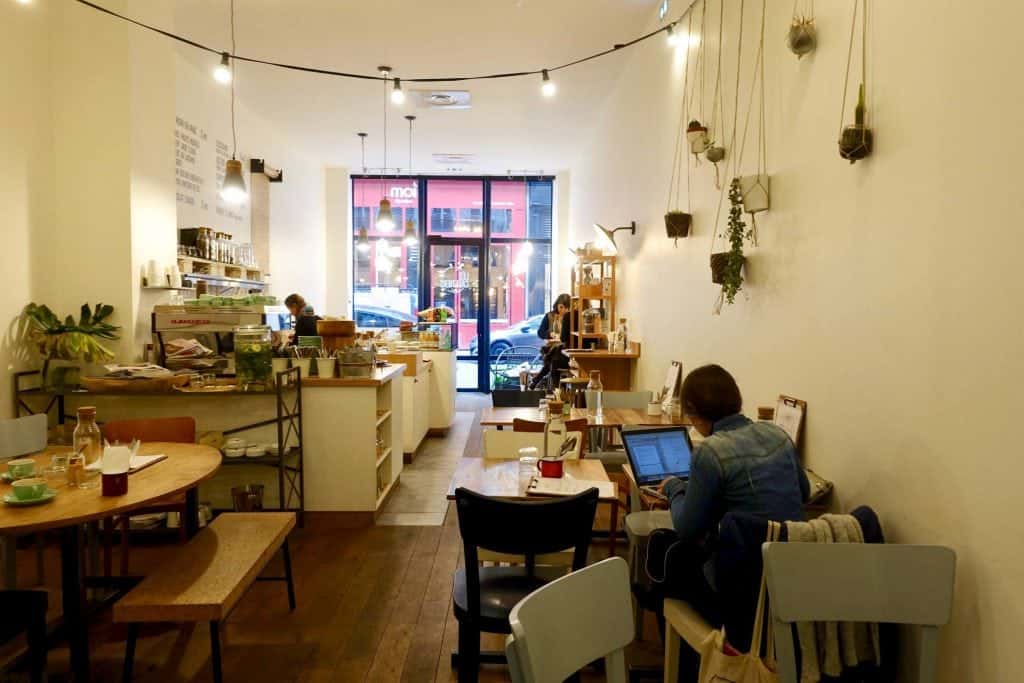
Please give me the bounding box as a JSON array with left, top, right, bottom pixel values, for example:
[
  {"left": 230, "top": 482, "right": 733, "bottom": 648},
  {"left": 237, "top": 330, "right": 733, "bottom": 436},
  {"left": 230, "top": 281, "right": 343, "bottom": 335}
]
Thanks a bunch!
[
  {"left": 664, "top": 212, "right": 692, "bottom": 239},
  {"left": 710, "top": 252, "right": 745, "bottom": 285},
  {"left": 839, "top": 125, "right": 873, "bottom": 163}
]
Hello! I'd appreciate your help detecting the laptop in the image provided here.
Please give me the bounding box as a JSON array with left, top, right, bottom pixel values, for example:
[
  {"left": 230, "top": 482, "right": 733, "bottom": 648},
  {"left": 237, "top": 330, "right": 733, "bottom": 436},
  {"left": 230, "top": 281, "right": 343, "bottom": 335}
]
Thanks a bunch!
[{"left": 621, "top": 426, "right": 693, "bottom": 491}]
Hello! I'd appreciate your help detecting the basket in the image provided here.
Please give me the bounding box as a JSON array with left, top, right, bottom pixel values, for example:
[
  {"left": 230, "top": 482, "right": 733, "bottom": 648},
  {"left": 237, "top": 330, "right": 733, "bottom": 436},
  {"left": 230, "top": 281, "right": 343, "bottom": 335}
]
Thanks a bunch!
[{"left": 710, "top": 252, "right": 745, "bottom": 286}]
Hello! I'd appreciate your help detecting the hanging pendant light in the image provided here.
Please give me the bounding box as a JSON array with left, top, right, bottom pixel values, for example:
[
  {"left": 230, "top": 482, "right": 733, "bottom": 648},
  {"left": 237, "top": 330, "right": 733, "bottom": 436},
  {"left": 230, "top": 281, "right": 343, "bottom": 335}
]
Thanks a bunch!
[
  {"left": 356, "top": 226, "right": 371, "bottom": 253},
  {"left": 376, "top": 198, "right": 395, "bottom": 231},
  {"left": 219, "top": 0, "right": 247, "bottom": 204},
  {"left": 213, "top": 52, "right": 232, "bottom": 84},
  {"left": 391, "top": 77, "right": 405, "bottom": 105},
  {"left": 540, "top": 69, "right": 556, "bottom": 97},
  {"left": 403, "top": 219, "right": 418, "bottom": 246}
]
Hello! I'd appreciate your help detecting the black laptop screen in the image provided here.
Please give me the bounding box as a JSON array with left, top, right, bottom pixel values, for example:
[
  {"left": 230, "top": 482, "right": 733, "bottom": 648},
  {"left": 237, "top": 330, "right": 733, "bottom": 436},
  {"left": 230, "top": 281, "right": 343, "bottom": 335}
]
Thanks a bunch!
[{"left": 622, "top": 428, "right": 692, "bottom": 484}]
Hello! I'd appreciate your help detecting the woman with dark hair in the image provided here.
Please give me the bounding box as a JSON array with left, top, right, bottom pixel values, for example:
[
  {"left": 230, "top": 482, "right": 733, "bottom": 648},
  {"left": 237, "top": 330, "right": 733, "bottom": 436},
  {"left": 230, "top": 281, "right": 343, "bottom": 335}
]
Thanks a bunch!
[
  {"left": 660, "top": 364, "right": 809, "bottom": 543},
  {"left": 537, "top": 293, "right": 571, "bottom": 343}
]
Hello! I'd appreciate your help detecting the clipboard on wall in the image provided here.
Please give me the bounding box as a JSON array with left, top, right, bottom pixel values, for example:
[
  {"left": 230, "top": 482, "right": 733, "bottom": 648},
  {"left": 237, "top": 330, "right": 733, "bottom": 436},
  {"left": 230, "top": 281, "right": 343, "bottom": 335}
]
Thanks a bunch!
[
  {"left": 774, "top": 395, "right": 806, "bottom": 448},
  {"left": 660, "top": 361, "right": 683, "bottom": 408}
]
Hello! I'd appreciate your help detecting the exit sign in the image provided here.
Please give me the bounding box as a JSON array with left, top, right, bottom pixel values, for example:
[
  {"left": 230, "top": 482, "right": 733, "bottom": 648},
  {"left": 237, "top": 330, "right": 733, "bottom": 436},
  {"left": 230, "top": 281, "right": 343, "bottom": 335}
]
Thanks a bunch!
[{"left": 659, "top": 0, "right": 668, "bottom": 20}]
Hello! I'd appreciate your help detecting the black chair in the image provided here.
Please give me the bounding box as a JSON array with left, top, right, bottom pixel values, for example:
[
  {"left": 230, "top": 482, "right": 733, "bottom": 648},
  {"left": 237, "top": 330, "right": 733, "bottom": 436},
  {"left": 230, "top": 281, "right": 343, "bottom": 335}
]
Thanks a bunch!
[
  {"left": 0, "top": 590, "right": 48, "bottom": 683},
  {"left": 452, "top": 486, "right": 599, "bottom": 683},
  {"left": 491, "top": 389, "right": 547, "bottom": 408}
]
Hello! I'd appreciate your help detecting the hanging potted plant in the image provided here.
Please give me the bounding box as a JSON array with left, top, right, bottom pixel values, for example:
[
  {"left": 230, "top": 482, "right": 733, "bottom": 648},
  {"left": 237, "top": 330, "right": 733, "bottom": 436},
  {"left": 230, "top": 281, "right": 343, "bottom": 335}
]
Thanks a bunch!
[
  {"left": 21, "top": 303, "right": 120, "bottom": 390},
  {"left": 838, "top": 0, "right": 872, "bottom": 163},
  {"left": 710, "top": 179, "right": 752, "bottom": 307},
  {"left": 665, "top": 210, "right": 692, "bottom": 240},
  {"left": 787, "top": 0, "right": 817, "bottom": 59},
  {"left": 839, "top": 83, "right": 873, "bottom": 163},
  {"left": 686, "top": 120, "right": 710, "bottom": 156},
  {"left": 664, "top": 13, "right": 699, "bottom": 247}
]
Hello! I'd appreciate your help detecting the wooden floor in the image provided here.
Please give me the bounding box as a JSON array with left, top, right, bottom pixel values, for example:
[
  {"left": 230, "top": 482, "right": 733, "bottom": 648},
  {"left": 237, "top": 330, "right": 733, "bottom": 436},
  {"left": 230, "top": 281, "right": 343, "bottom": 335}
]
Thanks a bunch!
[{"left": 3, "top": 394, "right": 662, "bottom": 681}]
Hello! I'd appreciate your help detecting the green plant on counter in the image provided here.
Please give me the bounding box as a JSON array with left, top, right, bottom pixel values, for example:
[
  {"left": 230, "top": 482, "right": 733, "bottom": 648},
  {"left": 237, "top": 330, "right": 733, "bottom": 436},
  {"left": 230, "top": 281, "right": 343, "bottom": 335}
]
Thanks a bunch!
[
  {"left": 23, "top": 303, "right": 121, "bottom": 384},
  {"left": 721, "top": 179, "right": 753, "bottom": 305}
]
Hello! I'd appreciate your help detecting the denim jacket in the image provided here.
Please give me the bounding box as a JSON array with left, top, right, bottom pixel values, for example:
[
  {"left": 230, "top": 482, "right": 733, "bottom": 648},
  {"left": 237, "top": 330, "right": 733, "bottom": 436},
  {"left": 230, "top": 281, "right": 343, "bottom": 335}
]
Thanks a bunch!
[{"left": 664, "top": 414, "right": 809, "bottom": 544}]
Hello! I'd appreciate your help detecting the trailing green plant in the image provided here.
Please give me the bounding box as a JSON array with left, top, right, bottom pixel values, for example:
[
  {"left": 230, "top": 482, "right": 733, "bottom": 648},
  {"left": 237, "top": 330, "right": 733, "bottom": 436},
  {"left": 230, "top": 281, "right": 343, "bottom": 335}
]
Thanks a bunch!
[
  {"left": 23, "top": 303, "right": 121, "bottom": 381},
  {"left": 721, "top": 179, "right": 754, "bottom": 305}
]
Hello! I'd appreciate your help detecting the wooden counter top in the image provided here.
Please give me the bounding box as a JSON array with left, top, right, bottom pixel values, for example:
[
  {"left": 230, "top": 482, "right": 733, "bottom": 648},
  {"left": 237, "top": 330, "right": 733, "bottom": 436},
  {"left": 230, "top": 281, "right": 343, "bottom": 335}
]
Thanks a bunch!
[
  {"left": 565, "top": 340, "right": 641, "bottom": 359},
  {"left": 302, "top": 363, "right": 406, "bottom": 387}
]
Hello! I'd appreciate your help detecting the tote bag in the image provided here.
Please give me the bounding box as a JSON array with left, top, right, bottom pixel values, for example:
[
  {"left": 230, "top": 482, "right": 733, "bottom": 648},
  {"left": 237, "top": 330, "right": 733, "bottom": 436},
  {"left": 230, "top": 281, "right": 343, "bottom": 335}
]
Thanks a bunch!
[{"left": 697, "top": 521, "right": 780, "bottom": 683}]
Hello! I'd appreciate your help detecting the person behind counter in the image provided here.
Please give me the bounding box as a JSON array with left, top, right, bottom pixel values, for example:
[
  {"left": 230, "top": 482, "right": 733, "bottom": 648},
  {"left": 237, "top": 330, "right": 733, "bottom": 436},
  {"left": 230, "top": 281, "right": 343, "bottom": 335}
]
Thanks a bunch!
[{"left": 284, "top": 293, "right": 322, "bottom": 344}]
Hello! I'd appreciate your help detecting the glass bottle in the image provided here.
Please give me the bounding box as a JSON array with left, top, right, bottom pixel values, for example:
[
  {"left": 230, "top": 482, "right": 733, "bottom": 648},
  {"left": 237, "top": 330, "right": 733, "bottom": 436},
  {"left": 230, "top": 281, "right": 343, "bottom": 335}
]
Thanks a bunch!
[
  {"left": 72, "top": 406, "right": 103, "bottom": 489},
  {"left": 587, "top": 371, "right": 604, "bottom": 420},
  {"left": 234, "top": 324, "right": 273, "bottom": 390},
  {"left": 197, "top": 228, "right": 209, "bottom": 260},
  {"left": 544, "top": 401, "right": 566, "bottom": 460}
]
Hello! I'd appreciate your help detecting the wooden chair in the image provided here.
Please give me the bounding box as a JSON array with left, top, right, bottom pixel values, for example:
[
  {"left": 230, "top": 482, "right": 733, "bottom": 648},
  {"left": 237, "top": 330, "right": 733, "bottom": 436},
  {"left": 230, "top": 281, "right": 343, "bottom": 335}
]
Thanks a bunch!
[
  {"left": 764, "top": 542, "right": 956, "bottom": 683},
  {"left": 0, "top": 590, "right": 48, "bottom": 683},
  {"left": 0, "top": 415, "right": 49, "bottom": 588},
  {"left": 101, "top": 417, "right": 197, "bottom": 575},
  {"left": 505, "top": 557, "right": 634, "bottom": 683},
  {"left": 491, "top": 389, "right": 547, "bottom": 408},
  {"left": 451, "top": 487, "right": 598, "bottom": 683},
  {"left": 511, "top": 417, "right": 588, "bottom": 454}
]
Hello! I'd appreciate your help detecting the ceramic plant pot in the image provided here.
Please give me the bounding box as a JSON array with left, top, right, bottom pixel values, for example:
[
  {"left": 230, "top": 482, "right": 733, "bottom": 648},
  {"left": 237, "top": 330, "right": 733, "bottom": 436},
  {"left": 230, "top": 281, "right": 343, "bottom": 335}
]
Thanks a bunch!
[
  {"left": 686, "top": 121, "right": 710, "bottom": 155},
  {"left": 787, "top": 19, "right": 817, "bottom": 58},
  {"left": 705, "top": 146, "right": 726, "bottom": 163},
  {"left": 839, "top": 124, "right": 874, "bottom": 163},
  {"left": 738, "top": 174, "right": 771, "bottom": 214},
  {"left": 664, "top": 212, "right": 692, "bottom": 239}
]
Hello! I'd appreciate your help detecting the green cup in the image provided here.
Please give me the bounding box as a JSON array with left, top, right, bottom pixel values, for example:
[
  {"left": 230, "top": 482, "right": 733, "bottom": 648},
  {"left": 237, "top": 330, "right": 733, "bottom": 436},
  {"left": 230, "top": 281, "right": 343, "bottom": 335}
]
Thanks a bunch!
[
  {"left": 11, "top": 477, "right": 48, "bottom": 501},
  {"left": 7, "top": 458, "right": 36, "bottom": 480}
]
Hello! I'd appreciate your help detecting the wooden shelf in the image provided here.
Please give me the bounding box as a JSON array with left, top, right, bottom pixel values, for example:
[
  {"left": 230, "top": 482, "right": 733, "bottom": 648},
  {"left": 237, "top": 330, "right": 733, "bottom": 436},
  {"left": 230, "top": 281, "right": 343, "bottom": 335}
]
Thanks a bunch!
[
  {"left": 143, "top": 286, "right": 196, "bottom": 291},
  {"left": 375, "top": 477, "right": 397, "bottom": 508},
  {"left": 182, "top": 273, "right": 265, "bottom": 289},
  {"left": 375, "top": 447, "right": 392, "bottom": 469},
  {"left": 375, "top": 410, "right": 392, "bottom": 427}
]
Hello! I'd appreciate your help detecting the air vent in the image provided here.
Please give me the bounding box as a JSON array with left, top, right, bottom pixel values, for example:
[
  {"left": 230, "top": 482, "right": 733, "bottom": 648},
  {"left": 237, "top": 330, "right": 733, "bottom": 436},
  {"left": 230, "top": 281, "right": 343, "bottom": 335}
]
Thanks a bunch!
[
  {"left": 432, "top": 153, "right": 476, "bottom": 166},
  {"left": 413, "top": 90, "right": 472, "bottom": 110}
]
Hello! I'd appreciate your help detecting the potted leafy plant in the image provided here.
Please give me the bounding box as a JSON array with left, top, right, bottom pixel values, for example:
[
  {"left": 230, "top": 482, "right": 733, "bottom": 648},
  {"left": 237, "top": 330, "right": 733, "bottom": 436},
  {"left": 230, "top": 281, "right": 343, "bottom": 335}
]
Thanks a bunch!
[
  {"left": 664, "top": 210, "right": 692, "bottom": 240},
  {"left": 686, "top": 120, "right": 710, "bottom": 156},
  {"left": 22, "top": 303, "right": 120, "bottom": 390},
  {"left": 839, "top": 83, "right": 873, "bottom": 163},
  {"left": 710, "top": 179, "right": 752, "bottom": 305}
]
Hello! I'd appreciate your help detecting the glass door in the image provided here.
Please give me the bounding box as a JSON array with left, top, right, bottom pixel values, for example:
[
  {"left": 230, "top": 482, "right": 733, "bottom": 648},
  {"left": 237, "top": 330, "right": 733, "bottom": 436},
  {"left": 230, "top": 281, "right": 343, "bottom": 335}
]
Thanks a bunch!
[{"left": 427, "top": 243, "right": 481, "bottom": 389}]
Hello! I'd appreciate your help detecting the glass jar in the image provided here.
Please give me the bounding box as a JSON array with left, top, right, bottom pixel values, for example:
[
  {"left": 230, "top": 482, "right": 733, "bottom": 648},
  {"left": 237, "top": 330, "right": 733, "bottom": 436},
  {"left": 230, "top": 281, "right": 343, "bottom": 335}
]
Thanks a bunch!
[
  {"left": 72, "top": 406, "right": 103, "bottom": 489},
  {"left": 234, "top": 324, "right": 273, "bottom": 390},
  {"left": 582, "top": 308, "right": 600, "bottom": 334},
  {"left": 587, "top": 371, "right": 604, "bottom": 420}
]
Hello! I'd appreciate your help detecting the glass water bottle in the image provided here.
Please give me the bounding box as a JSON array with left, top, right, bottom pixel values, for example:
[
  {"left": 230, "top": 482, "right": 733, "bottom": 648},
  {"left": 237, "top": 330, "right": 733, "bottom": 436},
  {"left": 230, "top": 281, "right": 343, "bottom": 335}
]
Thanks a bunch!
[
  {"left": 72, "top": 406, "right": 103, "bottom": 489},
  {"left": 587, "top": 371, "right": 604, "bottom": 420}
]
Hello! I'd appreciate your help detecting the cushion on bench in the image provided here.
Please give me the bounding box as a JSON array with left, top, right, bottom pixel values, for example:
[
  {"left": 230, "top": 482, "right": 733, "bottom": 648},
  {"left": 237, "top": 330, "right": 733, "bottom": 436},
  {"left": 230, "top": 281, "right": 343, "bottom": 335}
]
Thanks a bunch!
[{"left": 113, "top": 512, "right": 295, "bottom": 624}]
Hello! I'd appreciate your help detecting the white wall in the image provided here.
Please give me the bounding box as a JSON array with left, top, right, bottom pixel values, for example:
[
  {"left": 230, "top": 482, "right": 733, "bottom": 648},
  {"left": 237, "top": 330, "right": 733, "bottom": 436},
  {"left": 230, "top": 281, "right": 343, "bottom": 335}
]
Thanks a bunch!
[
  {"left": 570, "top": 1, "right": 1024, "bottom": 680},
  {"left": 0, "top": 1, "right": 54, "bottom": 416}
]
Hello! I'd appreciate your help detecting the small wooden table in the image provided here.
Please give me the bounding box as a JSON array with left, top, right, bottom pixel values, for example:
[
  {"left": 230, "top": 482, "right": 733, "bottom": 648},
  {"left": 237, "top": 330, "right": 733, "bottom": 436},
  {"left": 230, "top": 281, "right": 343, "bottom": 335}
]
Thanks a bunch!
[
  {"left": 480, "top": 406, "right": 689, "bottom": 430},
  {"left": 447, "top": 458, "right": 620, "bottom": 557},
  {"left": 0, "top": 442, "right": 221, "bottom": 681}
]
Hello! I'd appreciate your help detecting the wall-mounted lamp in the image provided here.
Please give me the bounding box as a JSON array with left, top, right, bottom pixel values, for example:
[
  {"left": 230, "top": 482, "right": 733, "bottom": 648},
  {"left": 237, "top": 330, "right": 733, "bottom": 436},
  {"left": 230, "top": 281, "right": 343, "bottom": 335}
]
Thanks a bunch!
[
  {"left": 593, "top": 221, "right": 637, "bottom": 255},
  {"left": 250, "top": 158, "right": 284, "bottom": 182}
]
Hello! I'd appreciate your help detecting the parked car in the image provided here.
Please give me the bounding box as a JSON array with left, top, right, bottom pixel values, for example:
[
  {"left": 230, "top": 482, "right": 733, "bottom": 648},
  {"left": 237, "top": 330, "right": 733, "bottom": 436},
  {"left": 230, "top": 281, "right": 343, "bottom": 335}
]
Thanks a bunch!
[
  {"left": 469, "top": 314, "right": 545, "bottom": 358},
  {"left": 354, "top": 305, "right": 417, "bottom": 328}
]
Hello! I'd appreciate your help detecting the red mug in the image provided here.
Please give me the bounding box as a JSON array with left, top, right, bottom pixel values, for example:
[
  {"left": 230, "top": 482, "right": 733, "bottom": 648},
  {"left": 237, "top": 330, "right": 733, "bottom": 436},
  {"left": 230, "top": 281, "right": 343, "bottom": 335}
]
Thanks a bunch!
[
  {"left": 537, "top": 458, "right": 564, "bottom": 478},
  {"left": 102, "top": 471, "right": 128, "bottom": 496}
]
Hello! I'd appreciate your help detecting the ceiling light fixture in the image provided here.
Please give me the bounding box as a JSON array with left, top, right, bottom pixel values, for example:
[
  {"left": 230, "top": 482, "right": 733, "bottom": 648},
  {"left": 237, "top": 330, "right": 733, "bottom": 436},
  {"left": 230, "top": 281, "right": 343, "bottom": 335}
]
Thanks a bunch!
[
  {"left": 376, "top": 198, "right": 395, "bottom": 232},
  {"left": 213, "top": 52, "right": 232, "bottom": 84},
  {"left": 593, "top": 221, "right": 637, "bottom": 255},
  {"left": 403, "top": 219, "right": 418, "bottom": 246},
  {"left": 391, "top": 77, "right": 405, "bottom": 105},
  {"left": 219, "top": 0, "right": 247, "bottom": 204},
  {"left": 356, "top": 226, "right": 371, "bottom": 253},
  {"left": 540, "top": 69, "right": 556, "bottom": 97}
]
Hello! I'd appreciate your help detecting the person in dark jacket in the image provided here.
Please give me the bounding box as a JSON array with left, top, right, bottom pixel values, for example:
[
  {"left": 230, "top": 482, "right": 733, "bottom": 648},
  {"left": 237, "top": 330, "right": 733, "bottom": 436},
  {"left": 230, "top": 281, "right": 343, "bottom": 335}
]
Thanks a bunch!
[
  {"left": 284, "top": 293, "right": 321, "bottom": 344},
  {"left": 536, "top": 293, "right": 571, "bottom": 343}
]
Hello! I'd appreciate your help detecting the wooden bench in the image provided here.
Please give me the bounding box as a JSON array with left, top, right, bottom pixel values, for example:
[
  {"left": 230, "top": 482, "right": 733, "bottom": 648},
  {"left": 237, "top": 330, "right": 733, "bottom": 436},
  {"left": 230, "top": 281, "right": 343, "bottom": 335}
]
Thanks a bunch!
[
  {"left": 113, "top": 512, "right": 297, "bottom": 683},
  {"left": 663, "top": 598, "right": 715, "bottom": 681}
]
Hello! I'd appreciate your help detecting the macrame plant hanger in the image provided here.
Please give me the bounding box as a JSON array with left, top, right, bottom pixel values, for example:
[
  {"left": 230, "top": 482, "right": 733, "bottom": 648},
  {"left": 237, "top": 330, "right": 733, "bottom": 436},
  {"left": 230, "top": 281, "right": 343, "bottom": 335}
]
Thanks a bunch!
[
  {"left": 838, "top": 0, "right": 872, "bottom": 163},
  {"left": 787, "top": 0, "right": 816, "bottom": 59},
  {"left": 706, "top": 0, "right": 727, "bottom": 188},
  {"left": 734, "top": 0, "right": 769, "bottom": 246},
  {"left": 666, "top": 8, "right": 696, "bottom": 247},
  {"left": 685, "top": 2, "right": 710, "bottom": 163}
]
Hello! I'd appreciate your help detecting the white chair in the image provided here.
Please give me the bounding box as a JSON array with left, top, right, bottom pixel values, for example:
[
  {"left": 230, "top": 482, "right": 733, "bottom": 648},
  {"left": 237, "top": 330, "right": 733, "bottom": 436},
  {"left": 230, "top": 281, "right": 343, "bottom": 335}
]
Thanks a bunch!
[
  {"left": 585, "top": 391, "right": 653, "bottom": 466},
  {"left": 506, "top": 557, "right": 634, "bottom": 683},
  {"left": 0, "top": 415, "right": 47, "bottom": 461},
  {"left": 763, "top": 542, "right": 956, "bottom": 683},
  {"left": 482, "top": 429, "right": 584, "bottom": 460}
]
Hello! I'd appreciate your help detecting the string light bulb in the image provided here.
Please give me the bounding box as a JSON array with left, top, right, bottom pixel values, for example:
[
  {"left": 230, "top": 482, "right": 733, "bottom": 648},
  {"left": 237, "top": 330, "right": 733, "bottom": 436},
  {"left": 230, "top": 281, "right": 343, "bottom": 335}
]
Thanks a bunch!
[
  {"left": 540, "top": 69, "right": 556, "bottom": 97},
  {"left": 391, "top": 78, "right": 405, "bottom": 105},
  {"left": 213, "top": 52, "right": 232, "bottom": 84},
  {"left": 666, "top": 24, "right": 679, "bottom": 47},
  {"left": 376, "top": 198, "right": 395, "bottom": 231},
  {"left": 356, "top": 227, "right": 371, "bottom": 253}
]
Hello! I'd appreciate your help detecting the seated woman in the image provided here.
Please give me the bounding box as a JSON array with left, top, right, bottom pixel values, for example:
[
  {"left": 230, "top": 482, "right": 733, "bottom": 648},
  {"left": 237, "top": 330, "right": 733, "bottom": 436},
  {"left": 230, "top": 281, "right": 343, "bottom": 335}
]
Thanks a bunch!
[
  {"left": 654, "top": 364, "right": 808, "bottom": 636},
  {"left": 537, "top": 293, "right": 571, "bottom": 344}
]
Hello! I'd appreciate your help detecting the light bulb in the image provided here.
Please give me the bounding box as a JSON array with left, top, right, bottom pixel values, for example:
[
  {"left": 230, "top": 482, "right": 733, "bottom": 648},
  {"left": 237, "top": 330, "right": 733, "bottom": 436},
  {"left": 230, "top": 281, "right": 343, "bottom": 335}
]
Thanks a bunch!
[
  {"left": 219, "top": 158, "right": 247, "bottom": 203},
  {"left": 213, "top": 52, "right": 232, "bottom": 85},
  {"left": 391, "top": 78, "right": 405, "bottom": 105},
  {"left": 541, "top": 69, "right": 556, "bottom": 98},
  {"left": 666, "top": 24, "right": 679, "bottom": 47},
  {"left": 356, "top": 227, "right": 371, "bottom": 253},
  {"left": 403, "top": 220, "right": 418, "bottom": 246},
  {"left": 16, "top": 0, "right": 33, "bottom": 5},
  {"left": 376, "top": 198, "right": 395, "bottom": 231}
]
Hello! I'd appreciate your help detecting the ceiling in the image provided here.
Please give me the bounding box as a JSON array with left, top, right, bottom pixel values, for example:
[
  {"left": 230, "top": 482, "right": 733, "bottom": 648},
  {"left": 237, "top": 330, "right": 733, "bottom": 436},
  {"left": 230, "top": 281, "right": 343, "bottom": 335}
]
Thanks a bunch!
[{"left": 171, "top": 0, "right": 664, "bottom": 172}]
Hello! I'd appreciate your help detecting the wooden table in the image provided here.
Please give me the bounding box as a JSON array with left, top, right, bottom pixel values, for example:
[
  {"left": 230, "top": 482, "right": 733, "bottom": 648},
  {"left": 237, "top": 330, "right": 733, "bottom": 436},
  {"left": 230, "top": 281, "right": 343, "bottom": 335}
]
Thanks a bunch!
[
  {"left": 0, "top": 442, "right": 221, "bottom": 681},
  {"left": 479, "top": 406, "right": 689, "bottom": 430},
  {"left": 447, "top": 458, "right": 620, "bottom": 557}
]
